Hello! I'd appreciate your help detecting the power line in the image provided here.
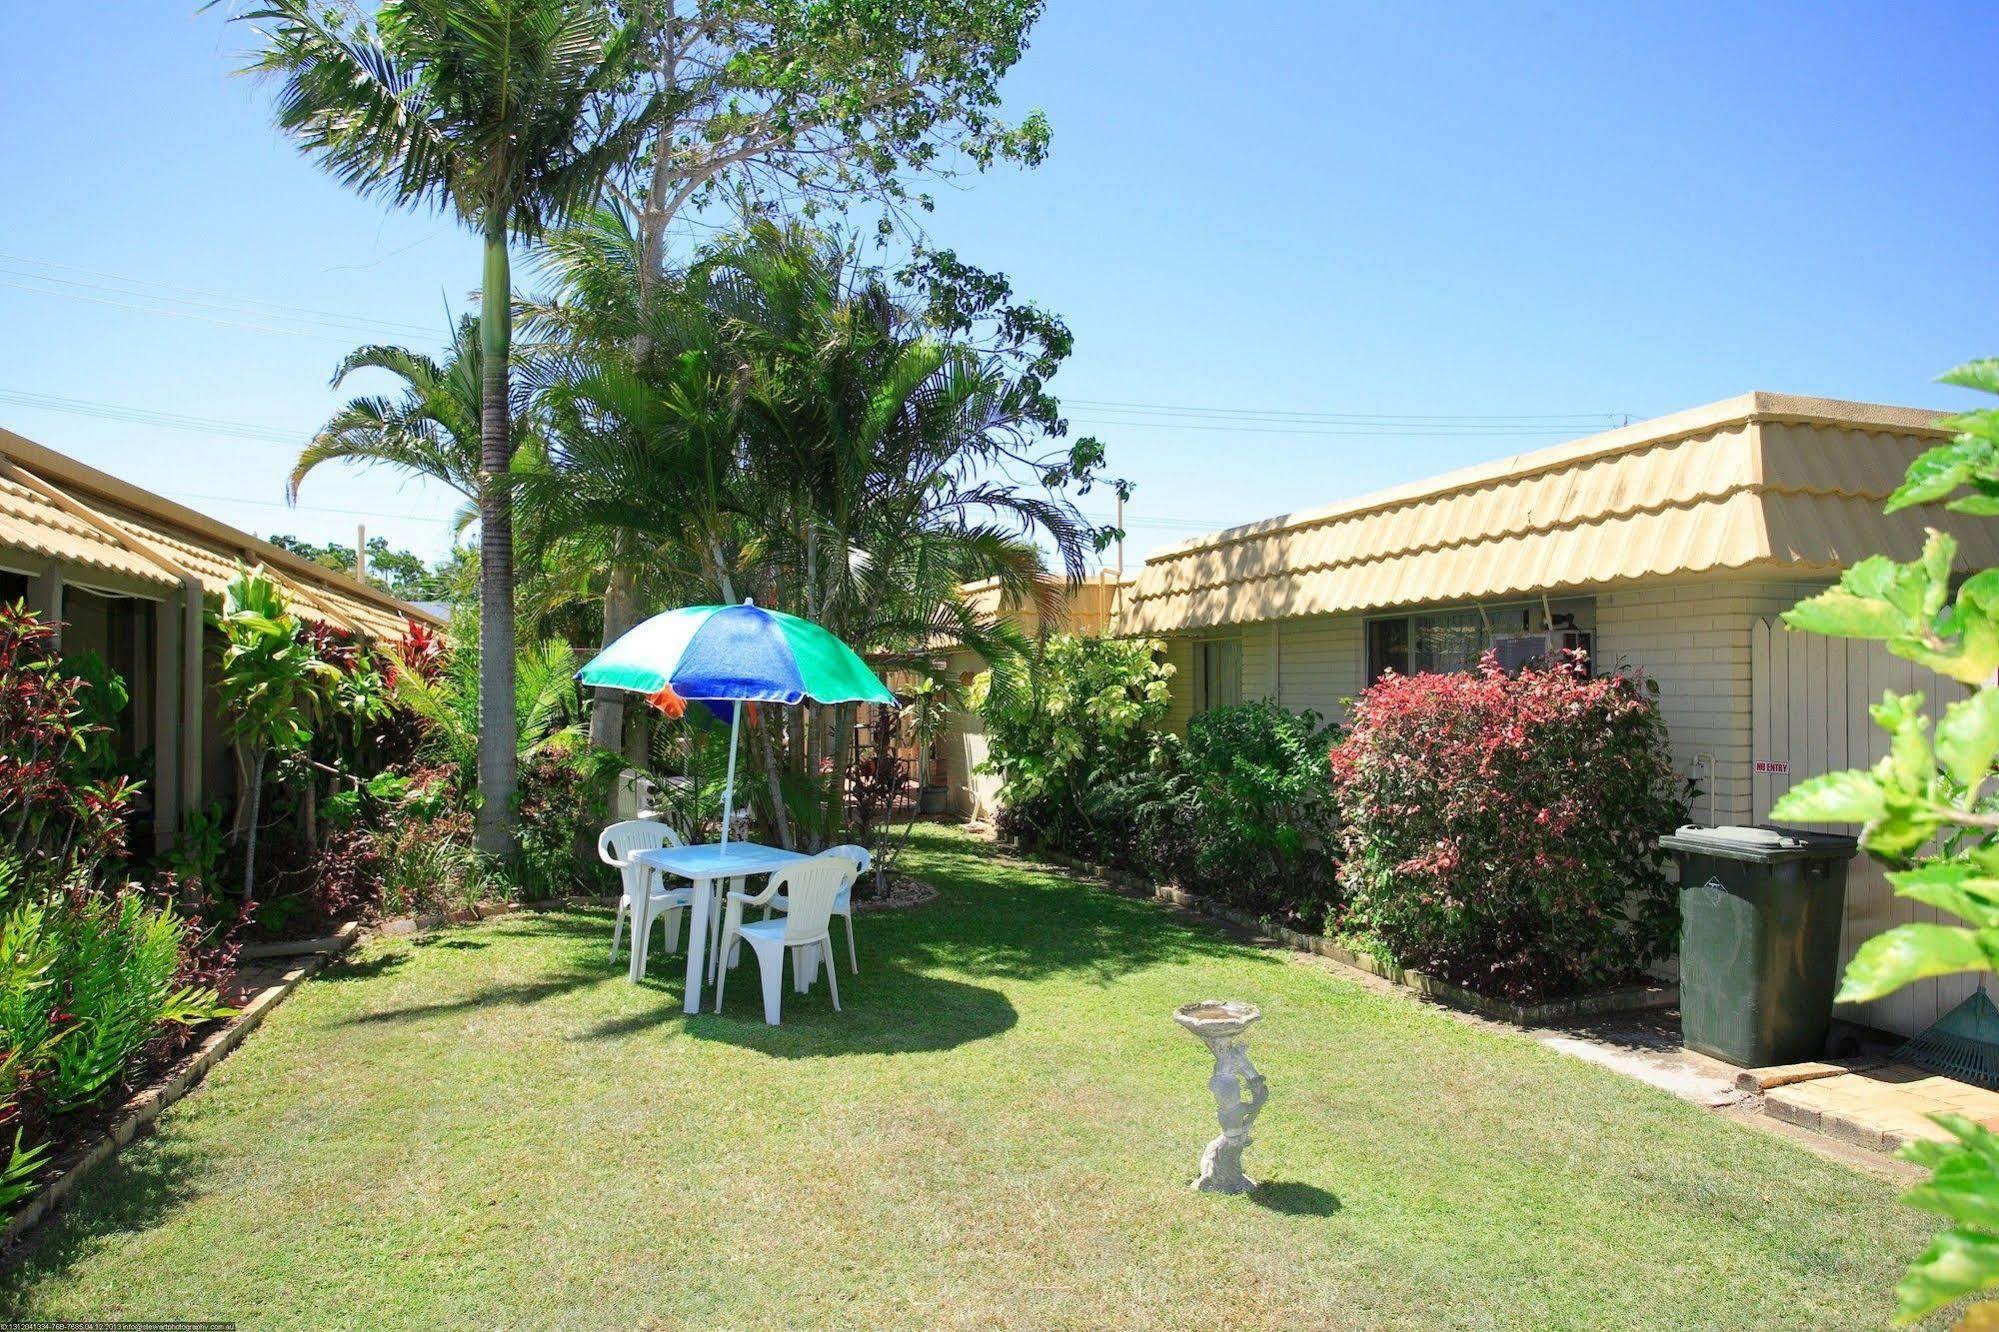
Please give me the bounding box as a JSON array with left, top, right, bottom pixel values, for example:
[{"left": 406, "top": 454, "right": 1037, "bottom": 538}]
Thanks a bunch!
[
  {"left": 0, "top": 388, "right": 303, "bottom": 443},
  {"left": 1064, "top": 396, "right": 1627, "bottom": 425},
  {"left": 0, "top": 253, "right": 440, "bottom": 341},
  {"left": 1067, "top": 413, "right": 1606, "bottom": 440}
]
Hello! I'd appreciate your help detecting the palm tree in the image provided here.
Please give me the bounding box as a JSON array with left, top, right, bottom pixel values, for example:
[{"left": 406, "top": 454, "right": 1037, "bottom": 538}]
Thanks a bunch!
[
  {"left": 236, "top": 0, "right": 639, "bottom": 854},
  {"left": 291, "top": 314, "right": 504, "bottom": 509},
  {"left": 519, "top": 219, "right": 1095, "bottom": 847}
]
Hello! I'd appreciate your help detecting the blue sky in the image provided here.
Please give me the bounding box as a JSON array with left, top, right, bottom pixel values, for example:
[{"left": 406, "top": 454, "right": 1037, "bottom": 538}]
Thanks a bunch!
[{"left": 2, "top": 2, "right": 1995, "bottom": 568}]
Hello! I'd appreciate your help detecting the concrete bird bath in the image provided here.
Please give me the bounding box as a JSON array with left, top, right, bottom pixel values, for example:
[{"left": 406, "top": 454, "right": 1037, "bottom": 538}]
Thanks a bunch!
[{"left": 1174, "top": 1000, "right": 1267, "bottom": 1194}]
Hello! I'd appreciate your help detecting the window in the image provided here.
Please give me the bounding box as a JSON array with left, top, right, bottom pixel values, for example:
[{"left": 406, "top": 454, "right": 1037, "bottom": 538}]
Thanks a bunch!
[
  {"left": 58, "top": 586, "right": 156, "bottom": 771},
  {"left": 1366, "top": 597, "right": 1595, "bottom": 684},
  {"left": 1195, "top": 637, "right": 1242, "bottom": 712},
  {"left": 0, "top": 570, "right": 25, "bottom": 606}
]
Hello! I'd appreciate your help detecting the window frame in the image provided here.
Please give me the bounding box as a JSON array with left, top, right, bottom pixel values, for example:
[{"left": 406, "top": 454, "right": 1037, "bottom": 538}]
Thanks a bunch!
[
  {"left": 1364, "top": 596, "right": 1596, "bottom": 686},
  {"left": 1193, "top": 635, "right": 1243, "bottom": 714}
]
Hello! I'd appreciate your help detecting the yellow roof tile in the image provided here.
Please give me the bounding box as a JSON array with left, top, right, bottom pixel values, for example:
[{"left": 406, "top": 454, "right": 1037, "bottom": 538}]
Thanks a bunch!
[{"left": 1124, "top": 394, "right": 1983, "bottom": 633}]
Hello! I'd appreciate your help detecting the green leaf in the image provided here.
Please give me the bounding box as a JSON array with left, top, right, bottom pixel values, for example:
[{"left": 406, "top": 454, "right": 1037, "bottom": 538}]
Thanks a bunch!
[
  {"left": 1769, "top": 769, "right": 1886, "bottom": 825},
  {"left": 1888, "top": 442, "right": 1980, "bottom": 512},
  {"left": 1938, "top": 690, "right": 1999, "bottom": 790},
  {"left": 1781, "top": 587, "right": 1908, "bottom": 641},
  {"left": 1923, "top": 530, "right": 1960, "bottom": 618},
  {"left": 1894, "top": 1227, "right": 1999, "bottom": 1324},
  {"left": 1888, "top": 862, "right": 1999, "bottom": 930},
  {"left": 1836, "top": 923, "right": 1999, "bottom": 1004},
  {"left": 1940, "top": 358, "right": 1999, "bottom": 396},
  {"left": 1901, "top": 1115, "right": 1999, "bottom": 1232},
  {"left": 1873, "top": 691, "right": 1934, "bottom": 791}
]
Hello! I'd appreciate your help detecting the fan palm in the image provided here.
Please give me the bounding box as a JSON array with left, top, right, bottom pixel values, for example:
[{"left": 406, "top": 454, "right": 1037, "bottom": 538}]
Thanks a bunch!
[{"left": 235, "top": 0, "right": 641, "bottom": 854}]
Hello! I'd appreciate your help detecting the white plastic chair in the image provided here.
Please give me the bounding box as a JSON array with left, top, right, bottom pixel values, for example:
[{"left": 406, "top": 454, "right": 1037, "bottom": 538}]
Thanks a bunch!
[
  {"left": 598, "top": 819, "right": 690, "bottom": 968},
  {"left": 766, "top": 842, "right": 870, "bottom": 974},
  {"left": 715, "top": 855, "right": 848, "bottom": 1025}
]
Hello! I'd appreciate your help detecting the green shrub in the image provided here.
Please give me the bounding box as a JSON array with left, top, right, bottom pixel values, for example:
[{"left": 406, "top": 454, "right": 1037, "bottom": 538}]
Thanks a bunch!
[
  {"left": 982, "top": 634, "right": 1176, "bottom": 856},
  {"left": 0, "top": 606, "right": 233, "bottom": 1209},
  {"left": 1329, "top": 656, "right": 1686, "bottom": 1000},
  {"left": 1179, "top": 700, "right": 1341, "bottom": 925},
  {"left": 510, "top": 747, "right": 614, "bottom": 901},
  {"left": 39, "top": 893, "right": 227, "bottom": 1112}
]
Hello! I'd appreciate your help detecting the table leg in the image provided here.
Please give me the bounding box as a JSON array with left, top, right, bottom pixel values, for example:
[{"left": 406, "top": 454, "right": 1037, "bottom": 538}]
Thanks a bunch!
[
  {"left": 627, "top": 866, "right": 651, "bottom": 983},
  {"left": 683, "top": 875, "right": 711, "bottom": 1015},
  {"left": 710, "top": 877, "right": 739, "bottom": 982}
]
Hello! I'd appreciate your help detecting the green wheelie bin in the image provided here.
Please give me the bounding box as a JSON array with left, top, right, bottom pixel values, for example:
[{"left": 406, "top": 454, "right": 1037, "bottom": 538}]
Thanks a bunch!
[{"left": 1659, "top": 824, "right": 1860, "bottom": 1067}]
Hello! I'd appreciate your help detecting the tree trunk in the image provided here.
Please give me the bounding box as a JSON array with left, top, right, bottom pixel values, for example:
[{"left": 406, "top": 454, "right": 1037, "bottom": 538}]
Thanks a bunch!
[
  {"left": 241, "top": 747, "right": 266, "bottom": 902},
  {"left": 589, "top": 556, "right": 640, "bottom": 762},
  {"left": 831, "top": 701, "right": 853, "bottom": 838},
  {"left": 475, "top": 224, "right": 519, "bottom": 858},
  {"left": 758, "top": 708, "right": 794, "bottom": 850}
]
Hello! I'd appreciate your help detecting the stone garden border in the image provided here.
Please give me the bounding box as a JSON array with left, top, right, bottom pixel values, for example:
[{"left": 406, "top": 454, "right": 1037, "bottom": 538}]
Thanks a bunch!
[{"left": 1006, "top": 841, "right": 1674, "bottom": 1027}]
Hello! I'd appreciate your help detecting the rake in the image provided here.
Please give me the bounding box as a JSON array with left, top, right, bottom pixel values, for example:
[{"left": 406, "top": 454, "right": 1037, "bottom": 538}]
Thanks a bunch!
[{"left": 1896, "top": 987, "right": 1999, "bottom": 1090}]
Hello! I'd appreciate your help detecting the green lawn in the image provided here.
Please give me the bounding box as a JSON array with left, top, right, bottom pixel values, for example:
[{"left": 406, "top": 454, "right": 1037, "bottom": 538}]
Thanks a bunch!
[{"left": 2, "top": 826, "right": 1929, "bottom": 1330}]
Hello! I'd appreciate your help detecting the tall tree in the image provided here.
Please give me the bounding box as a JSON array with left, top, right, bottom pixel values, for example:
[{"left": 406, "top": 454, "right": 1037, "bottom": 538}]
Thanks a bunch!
[
  {"left": 234, "top": 0, "right": 640, "bottom": 853},
  {"left": 553, "top": 0, "right": 1058, "bottom": 757},
  {"left": 288, "top": 315, "right": 496, "bottom": 509},
  {"left": 519, "top": 220, "right": 1098, "bottom": 845}
]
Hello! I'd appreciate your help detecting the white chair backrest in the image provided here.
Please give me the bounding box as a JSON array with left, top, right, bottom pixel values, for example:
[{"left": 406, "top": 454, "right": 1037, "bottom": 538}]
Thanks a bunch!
[
  {"left": 821, "top": 843, "right": 871, "bottom": 898},
  {"left": 597, "top": 819, "right": 682, "bottom": 898},
  {"left": 770, "top": 856, "right": 849, "bottom": 941}
]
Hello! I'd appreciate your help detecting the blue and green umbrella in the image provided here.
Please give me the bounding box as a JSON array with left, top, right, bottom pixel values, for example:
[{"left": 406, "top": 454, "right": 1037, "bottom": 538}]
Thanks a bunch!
[{"left": 577, "top": 600, "right": 896, "bottom": 848}]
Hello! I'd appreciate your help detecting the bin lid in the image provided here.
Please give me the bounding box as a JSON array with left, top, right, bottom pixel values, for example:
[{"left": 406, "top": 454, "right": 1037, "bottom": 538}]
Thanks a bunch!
[{"left": 1658, "top": 824, "right": 1860, "bottom": 863}]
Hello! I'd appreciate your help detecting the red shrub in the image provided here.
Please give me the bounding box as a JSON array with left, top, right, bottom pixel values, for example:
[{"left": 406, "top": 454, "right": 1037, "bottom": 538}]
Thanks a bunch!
[
  {"left": 0, "top": 603, "right": 135, "bottom": 896},
  {"left": 1327, "top": 654, "right": 1687, "bottom": 999},
  {"left": 391, "top": 619, "right": 446, "bottom": 684}
]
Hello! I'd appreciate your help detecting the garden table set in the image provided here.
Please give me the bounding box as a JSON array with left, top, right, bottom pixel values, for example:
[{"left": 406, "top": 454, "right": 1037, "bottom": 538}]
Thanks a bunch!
[{"left": 577, "top": 598, "right": 893, "bottom": 1025}]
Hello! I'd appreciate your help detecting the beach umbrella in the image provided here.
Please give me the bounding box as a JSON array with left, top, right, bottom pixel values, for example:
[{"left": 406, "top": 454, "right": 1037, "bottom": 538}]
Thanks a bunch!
[{"left": 576, "top": 599, "right": 896, "bottom": 848}]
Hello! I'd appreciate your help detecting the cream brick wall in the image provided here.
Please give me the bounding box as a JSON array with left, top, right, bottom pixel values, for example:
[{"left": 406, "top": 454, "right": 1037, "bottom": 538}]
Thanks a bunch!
[{"left": 1158, "top": 613, "right": 1364, "bottom": 731}]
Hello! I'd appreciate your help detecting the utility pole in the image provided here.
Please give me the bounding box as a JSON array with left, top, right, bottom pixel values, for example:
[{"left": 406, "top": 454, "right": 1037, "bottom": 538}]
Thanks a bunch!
[
  {"left": 355, "top": 523, "right": 368, "bottom": 585},
  {"left": 1114, "top": 492, "right": 1125, "bottom": 625}
]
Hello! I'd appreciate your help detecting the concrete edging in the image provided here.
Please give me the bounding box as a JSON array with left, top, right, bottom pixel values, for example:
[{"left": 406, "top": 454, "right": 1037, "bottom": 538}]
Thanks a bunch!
[
  {"left": 1, "top": 927, "right": 358, "bottom": 1256},
  {"left": 239, "top": 920, "right": 362, "bottom": 960},
  {"left": 1009, "top": 841, "right": 1675, "bottom": 1026}
]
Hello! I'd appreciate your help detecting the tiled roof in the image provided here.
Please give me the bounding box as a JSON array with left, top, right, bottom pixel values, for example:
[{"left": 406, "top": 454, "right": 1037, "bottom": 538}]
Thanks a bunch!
[
  {"left": 0, "top": 427, "right": 442, "bottom": 640},
  {"left": 0, "top": 471, "right": 178, "bottom": 589},
  {"left": 1122, "top": 394, "right": 1995, "bottom": 633}
]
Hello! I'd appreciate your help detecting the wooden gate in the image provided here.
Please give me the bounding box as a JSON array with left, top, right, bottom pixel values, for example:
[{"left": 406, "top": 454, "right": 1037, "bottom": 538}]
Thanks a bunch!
[{"left": 1750, "top": 618, "right": 1977, "bottom": 1038}]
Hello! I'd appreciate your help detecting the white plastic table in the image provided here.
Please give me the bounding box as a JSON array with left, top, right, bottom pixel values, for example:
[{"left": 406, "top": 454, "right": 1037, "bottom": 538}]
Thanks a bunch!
[{"left": 631, "top": 842, "right": 810, "bottom": 1013}]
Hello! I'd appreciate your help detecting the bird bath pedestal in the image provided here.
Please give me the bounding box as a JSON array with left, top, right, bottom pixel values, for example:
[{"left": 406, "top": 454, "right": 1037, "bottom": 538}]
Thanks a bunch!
[{"left": 1175, "top": 1000, "right": 1267, "bottom": 1194}]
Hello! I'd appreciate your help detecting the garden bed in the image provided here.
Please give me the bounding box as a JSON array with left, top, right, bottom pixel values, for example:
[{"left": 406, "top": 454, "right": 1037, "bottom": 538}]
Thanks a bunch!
[{"left": 1, "top": 934, "right": 355, "bottom": 1255}]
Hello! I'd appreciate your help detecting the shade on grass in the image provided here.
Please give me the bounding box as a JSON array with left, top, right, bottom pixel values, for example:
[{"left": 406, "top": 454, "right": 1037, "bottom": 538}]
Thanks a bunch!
[{"left": 2, "top": 827, "right": 1927, "bottom": 1330}]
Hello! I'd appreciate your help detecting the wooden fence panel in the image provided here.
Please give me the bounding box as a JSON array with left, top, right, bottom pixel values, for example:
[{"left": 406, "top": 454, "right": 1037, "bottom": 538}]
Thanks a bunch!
[{"left": 1749, "top": 616, "right": 1975, "bottom": 1038}]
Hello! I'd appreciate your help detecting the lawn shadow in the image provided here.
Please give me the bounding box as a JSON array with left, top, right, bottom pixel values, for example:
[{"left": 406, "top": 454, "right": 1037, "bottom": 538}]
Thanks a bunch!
[
  {"left": 313, "top": 950, "right": 409, "bottom": 983},
  {"left": 412, "top": 936, "right": 488, "bottom": 951},
  {"left": 1250, "top": 1180, "right": 1342, "bottom": 1216},
  {"left": 331, "top": 962, "right": 624, "bottom": 1027},
  {"left": 666, "top": 962, "right": 1017, "bottom": 1058},
  {"left": 0, "top": 1133, "right": 208, "bottom": 1301}
]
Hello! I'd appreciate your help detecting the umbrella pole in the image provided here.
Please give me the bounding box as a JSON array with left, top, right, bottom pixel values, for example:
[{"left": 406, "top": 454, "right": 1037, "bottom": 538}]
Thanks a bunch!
[{"left": 720, "top": 699, "right": 741, "bottom": 851}]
